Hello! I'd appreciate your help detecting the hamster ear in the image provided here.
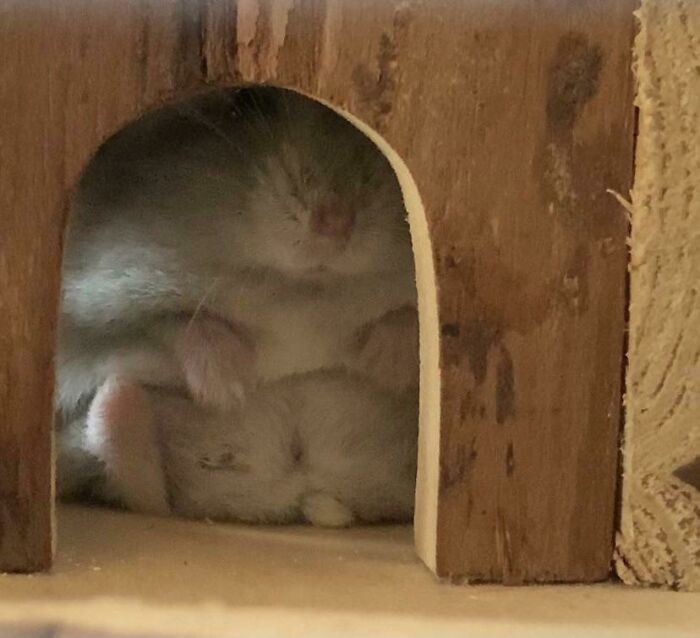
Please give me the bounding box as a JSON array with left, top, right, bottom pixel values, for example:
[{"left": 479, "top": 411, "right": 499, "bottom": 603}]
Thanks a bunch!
[{"left": 85, "top": 377, "right": 171, "bottom": 516}]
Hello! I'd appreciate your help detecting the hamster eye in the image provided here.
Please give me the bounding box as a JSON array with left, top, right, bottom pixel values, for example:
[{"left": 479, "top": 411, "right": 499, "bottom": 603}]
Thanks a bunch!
[
  {"left": 198, "top": 452, "right": 236, "bottom": 470},
  {"left": 198, "top": 446, "right": 250, "bottom": 472}
]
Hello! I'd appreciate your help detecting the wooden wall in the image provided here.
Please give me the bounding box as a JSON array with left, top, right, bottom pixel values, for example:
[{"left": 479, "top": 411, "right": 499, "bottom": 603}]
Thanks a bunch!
[{"left": 0, "top": 0, "right": 636, "bottom": 582}]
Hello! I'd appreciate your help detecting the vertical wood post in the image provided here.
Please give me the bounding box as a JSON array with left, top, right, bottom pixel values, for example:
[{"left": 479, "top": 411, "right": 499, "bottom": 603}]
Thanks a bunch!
[{"left": 0, "top": 4, "right": 60, "bottom": 571}]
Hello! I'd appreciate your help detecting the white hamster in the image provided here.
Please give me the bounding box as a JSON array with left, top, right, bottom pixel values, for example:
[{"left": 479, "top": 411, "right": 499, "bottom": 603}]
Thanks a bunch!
[
  {"left": 58, "top": 86, "right": 417, "bottom": 417},
  {"left": 56, "top": 87, "right": 419, "bottom": 517},
  {"left": 74, "top": 370, "right": 417, "bottom": 526}
]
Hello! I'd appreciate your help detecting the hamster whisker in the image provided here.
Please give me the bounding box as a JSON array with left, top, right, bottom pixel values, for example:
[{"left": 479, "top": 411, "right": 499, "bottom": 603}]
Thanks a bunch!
[{"left": 186, "top": 277, "right": 222, "bottom": 333}]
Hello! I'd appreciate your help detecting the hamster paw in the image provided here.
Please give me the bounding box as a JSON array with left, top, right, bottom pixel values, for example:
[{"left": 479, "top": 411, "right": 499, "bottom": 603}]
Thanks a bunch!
[
  {"left": 85, "top": 377, "right": 171, "bottom": 516},
  {"left": 301, "top": 493, "right": 355, "bottom": 528},
  {"left": 174, "top": 315, "right": 256, "bottom": 411},
  {"left": 351, "top": 305, "right": 419, "bottom": 392}
]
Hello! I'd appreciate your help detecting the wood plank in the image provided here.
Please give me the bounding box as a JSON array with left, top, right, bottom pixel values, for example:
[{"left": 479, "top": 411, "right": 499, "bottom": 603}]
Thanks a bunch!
[
  {"left": 0, "top": 1, "right": 62, "bottom": 572},
  {"left": 0, "top": 0, "right": 635, "bottom": 580},
  {"left": 615, "top": 0, "right": 700, "bottom": 592},
  {"left": 422, "top": 2, "right": 638, "bottom": 584}
]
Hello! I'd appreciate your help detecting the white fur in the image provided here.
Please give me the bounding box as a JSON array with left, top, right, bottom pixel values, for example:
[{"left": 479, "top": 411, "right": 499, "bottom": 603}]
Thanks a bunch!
[
  {"left": 56, "top": 88, "right": 419, "bottom": 518},
  {"left": 86, "top": 370, "right": 417, "bottom": 526},
  {"left": 84, "top": 378, "right": 170, "bottom": 515},
  {"left": 58, "top": 88, "right": 415, "bottom": 405}
]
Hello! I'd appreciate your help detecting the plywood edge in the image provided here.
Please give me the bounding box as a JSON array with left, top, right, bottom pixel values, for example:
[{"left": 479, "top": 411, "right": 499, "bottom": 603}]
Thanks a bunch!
[
  {"left": 615, "top": 0, "right": 700, "bottom": 592},
  {"left": 336, "top": 109, "right": 442, "bottom": 574}
]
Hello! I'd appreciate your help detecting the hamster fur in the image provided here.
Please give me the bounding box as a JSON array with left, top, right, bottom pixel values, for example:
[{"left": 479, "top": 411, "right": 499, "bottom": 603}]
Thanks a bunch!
[
  {"left": 58, "top": 87, "right": 417, "bottom": 417},
  {"left": 76, "top": 370, "right": 417, "bottom": 526},
  {"left": 56, "top": 87, "right": 419, "bottom": 517}
]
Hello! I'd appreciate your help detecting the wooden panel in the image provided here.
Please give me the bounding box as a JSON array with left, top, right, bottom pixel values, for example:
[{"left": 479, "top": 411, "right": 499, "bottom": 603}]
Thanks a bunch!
[
  {"left": 423, "top": 4, "right": 637, "bottom": 583},
  {"left": 615, "top": 0, "right": 700, "bottom": 592},
  {"left": 0, "top": 1, "right": 61, "bottom": 572},
  {"left": 0, "top": 0, "right": 635, "bottom": 580}
]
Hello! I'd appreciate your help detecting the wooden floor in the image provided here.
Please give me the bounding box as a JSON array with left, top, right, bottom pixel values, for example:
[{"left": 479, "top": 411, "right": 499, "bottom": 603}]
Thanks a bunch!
[{"left": 0, "top": 505, "right": 697, "bottom": 637}]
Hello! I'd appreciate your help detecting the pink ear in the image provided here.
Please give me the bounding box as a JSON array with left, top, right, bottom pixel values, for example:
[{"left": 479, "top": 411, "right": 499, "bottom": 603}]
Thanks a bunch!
[
  {"left": 310, "top": 203, "right": 356, "bottom": 239},
  {"left": 85, "top": 377, "right": 171, "bottom": 515}
]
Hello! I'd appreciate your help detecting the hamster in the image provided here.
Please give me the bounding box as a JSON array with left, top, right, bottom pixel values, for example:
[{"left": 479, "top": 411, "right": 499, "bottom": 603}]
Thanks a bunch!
[
  {"left": 56, "top": 87, "right": 420, "bottom": 517},
  {"left": 57, "top": 87, "right": 418, "bottom": 424},
  {"left": 70, "top": 370, "right": 417, "bottom": 526}
]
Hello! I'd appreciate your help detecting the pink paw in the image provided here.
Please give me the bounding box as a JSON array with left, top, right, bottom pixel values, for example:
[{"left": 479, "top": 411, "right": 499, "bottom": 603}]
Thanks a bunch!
[
  {"left": 351, "top": 305, "right": 419, "bottom": 392},
  {"left": 173, "top": 316, "right": 256, "bottom": 411},
  {"left": 85, "top": 377, "right": 170, "bottom": 515}
]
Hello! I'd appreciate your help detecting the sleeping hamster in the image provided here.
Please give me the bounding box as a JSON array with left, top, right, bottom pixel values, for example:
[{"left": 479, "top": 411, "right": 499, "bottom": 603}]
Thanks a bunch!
[
  {"left": 58, "top": 87, "right": 417, "bottom": 417},
  {"left": 56, "top": 87, "right": 419, "bottom": 515},
  {"left": 69, "top": 370, "right": 417, "bottom": 526}
]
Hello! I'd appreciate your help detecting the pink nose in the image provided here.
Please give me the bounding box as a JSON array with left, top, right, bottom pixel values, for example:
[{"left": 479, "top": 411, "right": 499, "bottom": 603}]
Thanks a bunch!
[{"left": 310, "top": 205, "right": 356, "bottom": 239}]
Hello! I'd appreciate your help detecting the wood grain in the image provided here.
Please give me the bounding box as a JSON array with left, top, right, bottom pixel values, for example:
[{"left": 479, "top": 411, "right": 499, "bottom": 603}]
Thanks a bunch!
[
  {"left": 615, "top": 0, "right": 700, "bottom": 591},
  {"left": 0, "top": 1, "right": 62, "bottom": 572},
  {"left": 0, "top": 0, "right": 636, "bottom": 580}
]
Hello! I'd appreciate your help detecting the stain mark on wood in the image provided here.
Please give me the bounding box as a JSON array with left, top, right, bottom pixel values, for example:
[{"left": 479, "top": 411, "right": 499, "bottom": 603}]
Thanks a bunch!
[
  {"left": 173, "top": 0, "right": 207, "bottom": 88},
  {"left": 440, "top": 322, "right": 460, "bottom": 338},
  {"left": 506, "top": 442, "right": 515, "bottom": 477},
  {"left": 496, "top": 346, "right": 515, "bottom": 424},
  {"left": 561, "top": 243, "right": 590, "bottom": 315},
  {"left": 440, "top": 444, "right": 468, "bottom": 492},
  {"left": 350, "top": 2, "right": 415, "bottom": 133},
  {"left": 440, "top": 437, "right": 479, "bottom": 495},
  {"left": 547, "top": 32, "right": 603, "bottom": 132},
  {"left": 461, "top": 320, "right": 500, "bottom": 385},
  {"left": 352, "top": 32, "right": 398, "bottom": 132}
]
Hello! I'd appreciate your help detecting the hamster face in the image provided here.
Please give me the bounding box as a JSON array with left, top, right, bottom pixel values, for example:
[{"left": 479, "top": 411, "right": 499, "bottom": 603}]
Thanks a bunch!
[
  {"left": 67, "top": 87, "right": 414, "bottom": 284},
  {"left": 226, "top": 88, "right": 414, "bottom": 280}
]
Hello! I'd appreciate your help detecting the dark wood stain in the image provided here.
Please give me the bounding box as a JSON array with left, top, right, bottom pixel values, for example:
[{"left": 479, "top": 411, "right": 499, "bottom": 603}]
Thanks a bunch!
[
  {"left": 462, "top": 320, "right": 500, "bottom": 386},
  {"left": 546, "top": 32, "right": 603, "bottom": 133},
  {"left": 440, "top": 322, "right": 460, "bottom": 338},
  {"left": 496, "top": 346, "right": 515, "bottom": 424},
  {"left": 173, "top": 0, "right": 206, "bottom": 89},
  {"left": 561, "top": 243, "right": 590, "bottom": 316},
  {"left": 506, "top": 442, "right": 515, "bottom": 477},
  {"left": 351, "top": 31, "right": 398, "bottom": 132}
]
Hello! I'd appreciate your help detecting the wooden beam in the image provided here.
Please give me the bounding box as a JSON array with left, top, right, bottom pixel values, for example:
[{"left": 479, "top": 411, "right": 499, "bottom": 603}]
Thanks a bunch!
[
  {"left": 615, "top": 0, "right": 700, "bottom": 592},
  {"left": 0, "top": 2, "right": 62, "bottom": 571}
]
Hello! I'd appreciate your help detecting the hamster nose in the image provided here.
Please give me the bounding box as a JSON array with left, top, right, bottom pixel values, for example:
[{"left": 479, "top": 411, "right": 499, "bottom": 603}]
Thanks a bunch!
[{"left": 310, "top": 204, "right": 356, "bottom": 239}]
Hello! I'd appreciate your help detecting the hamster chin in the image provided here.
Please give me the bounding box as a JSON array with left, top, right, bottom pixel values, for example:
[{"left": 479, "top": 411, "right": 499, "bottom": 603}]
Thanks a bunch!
[{"left": 243, "top": 230, "right": 408, "bottom": 283}]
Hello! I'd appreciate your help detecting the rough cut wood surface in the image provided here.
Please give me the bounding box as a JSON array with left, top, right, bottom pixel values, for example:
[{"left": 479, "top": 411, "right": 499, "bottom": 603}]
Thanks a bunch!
[
  {"left": 0, "top": 3, "right": 60, "bottom": 572},
  {"left": 615, "top": 0, "right": 700, "bottom": 592},
  {"left": 0, "top": 0, "right": 635, "bottom": 581}
]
